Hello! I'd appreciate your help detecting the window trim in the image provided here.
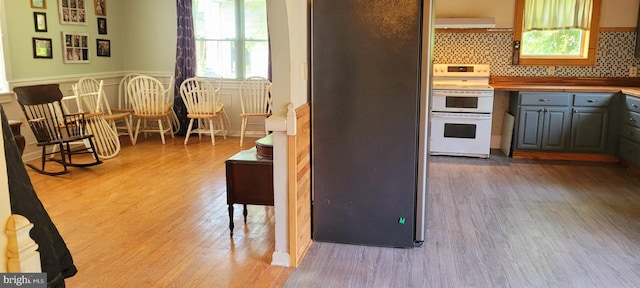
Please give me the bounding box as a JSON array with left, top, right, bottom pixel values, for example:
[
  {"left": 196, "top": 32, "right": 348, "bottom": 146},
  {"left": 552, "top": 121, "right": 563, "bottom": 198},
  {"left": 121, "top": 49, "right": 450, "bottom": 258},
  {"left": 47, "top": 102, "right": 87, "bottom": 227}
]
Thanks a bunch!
[{"left": 513, "top": 0, "right": 602, "bottom": 66}]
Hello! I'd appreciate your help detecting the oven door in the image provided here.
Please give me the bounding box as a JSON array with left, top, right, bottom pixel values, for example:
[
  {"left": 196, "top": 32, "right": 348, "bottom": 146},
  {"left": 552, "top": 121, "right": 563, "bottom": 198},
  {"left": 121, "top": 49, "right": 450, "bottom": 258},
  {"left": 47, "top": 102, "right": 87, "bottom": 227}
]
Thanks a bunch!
[
  {"left": 429, "top": 112, "right": 492, "bottom": 158},
  {"left": 432, "top": 89, "right": 494, "bottom": 113}
]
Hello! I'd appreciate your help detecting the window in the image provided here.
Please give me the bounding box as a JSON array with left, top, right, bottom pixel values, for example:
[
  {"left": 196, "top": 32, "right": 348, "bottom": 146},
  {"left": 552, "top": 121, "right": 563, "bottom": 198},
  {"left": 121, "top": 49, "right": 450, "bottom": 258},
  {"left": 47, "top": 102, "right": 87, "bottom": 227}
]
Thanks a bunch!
[
  {"left": 193, "top": 0, "right": 269, "bottom": 79},
  {"left": 514, "top": 0, "right": 602, "bottom": 66}
]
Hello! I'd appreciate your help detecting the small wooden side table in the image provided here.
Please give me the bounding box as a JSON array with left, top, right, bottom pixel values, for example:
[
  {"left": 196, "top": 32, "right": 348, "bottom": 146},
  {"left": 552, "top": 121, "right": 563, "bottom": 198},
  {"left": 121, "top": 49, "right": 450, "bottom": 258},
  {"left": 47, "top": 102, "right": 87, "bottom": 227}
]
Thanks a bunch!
[
  {"left": 8, "top": 120, "right": 25, "bottom": 156},
  {"left": 225, "top": 147, "right": 274, "bottom": 237}
]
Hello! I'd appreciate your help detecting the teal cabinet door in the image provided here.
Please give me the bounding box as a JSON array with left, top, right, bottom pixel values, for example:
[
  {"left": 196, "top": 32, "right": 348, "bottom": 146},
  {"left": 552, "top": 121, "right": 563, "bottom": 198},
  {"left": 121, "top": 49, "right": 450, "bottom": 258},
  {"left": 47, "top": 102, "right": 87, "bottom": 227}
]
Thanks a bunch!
[
  {"left": 541, "top": 107, "right": 571, "bottom": 151},
  {"left": 570, "top": 107, "right": 609, "bottom": 152},
  {"left": 517, "top": 106, "right": 544, "bottom": 150}
]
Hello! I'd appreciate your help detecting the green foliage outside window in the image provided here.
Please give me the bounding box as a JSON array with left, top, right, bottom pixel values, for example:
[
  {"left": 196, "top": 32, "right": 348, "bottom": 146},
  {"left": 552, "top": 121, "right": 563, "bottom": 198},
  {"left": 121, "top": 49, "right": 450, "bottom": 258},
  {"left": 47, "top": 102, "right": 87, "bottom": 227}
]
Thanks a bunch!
[{"left": 521, "top": 29, "right": 583, "bottom": 56}]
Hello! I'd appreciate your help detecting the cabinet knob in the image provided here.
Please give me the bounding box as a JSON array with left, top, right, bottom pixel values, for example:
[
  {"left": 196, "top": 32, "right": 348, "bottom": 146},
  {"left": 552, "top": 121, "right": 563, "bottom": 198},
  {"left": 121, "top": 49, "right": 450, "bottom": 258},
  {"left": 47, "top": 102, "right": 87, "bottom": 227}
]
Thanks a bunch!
[
  {"left": 631, "top": 117, "right": 637, "bottom": 122},
  {"left": 574, "top": 109, "right": 579, "bottom": 113},
  {"left": 634, "top": 104, "right": 639, "bottom": 108},
  {"left": 587, "top": 99, "right": 598, "bottom": 103},
  {"left": 539, "top": 98, "right": 550, "bottom": 102}
]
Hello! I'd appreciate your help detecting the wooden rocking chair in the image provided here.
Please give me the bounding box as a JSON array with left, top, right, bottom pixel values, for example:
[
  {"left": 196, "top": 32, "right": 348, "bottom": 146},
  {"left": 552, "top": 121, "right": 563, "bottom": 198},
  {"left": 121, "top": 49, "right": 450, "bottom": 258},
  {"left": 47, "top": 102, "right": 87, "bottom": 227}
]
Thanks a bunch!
[{"left": 13, "top": 84, "right": 103, "bottom": 175}]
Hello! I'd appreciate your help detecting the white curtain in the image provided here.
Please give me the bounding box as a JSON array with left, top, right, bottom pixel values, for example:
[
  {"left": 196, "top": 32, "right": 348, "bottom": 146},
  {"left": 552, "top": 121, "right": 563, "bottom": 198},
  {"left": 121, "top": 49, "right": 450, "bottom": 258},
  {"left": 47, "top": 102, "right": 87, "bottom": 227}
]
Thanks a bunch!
[{"left": 523, "top": 0, "right": 593, "bottom": 31}]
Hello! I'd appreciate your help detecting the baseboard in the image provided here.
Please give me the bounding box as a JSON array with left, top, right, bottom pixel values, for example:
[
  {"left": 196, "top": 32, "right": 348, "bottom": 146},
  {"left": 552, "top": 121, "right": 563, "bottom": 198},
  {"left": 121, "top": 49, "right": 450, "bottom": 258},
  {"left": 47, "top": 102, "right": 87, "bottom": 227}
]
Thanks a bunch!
[{"left": 512, "top": 150, "right": 620, "bottom": 162}]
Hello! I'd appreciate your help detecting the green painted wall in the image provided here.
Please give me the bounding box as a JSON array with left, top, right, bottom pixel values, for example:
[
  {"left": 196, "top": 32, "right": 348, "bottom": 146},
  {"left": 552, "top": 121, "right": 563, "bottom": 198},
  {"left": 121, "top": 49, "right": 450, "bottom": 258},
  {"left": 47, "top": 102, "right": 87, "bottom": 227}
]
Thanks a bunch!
[
  {"left": 3, "top": 0, "right": 125, "bottom": 81},
  {"left": 121, "top": 0, "right": 176, "bottom": 72}
]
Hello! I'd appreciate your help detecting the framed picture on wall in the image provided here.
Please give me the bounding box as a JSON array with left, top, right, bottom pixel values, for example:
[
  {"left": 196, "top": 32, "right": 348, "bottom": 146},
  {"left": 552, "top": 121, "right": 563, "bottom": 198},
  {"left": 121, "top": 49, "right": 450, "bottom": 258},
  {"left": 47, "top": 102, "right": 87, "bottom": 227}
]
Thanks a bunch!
[
  {"left": 97, "top": 17, "right": 107, "bottom": 34},
  {"left": 32, "top": 37, "right": 53, "bottom": 59},
  {"left": 62, "top": 32, "right": 90, "bottom": 63},
  {"left": 31, "top": 0, "right": 47, "bottom": 9},
  {"left": 94, "top": 0, "right": 106, "bottom": 16},
  {"left": 34, "top": 12, "right": 47, "bottom": 32},
  {"left": 59, "top": 0, "right": 87, "bottom": 25},
  {"left": 96, "top": 39, "right": 110, "bottom": 57}
]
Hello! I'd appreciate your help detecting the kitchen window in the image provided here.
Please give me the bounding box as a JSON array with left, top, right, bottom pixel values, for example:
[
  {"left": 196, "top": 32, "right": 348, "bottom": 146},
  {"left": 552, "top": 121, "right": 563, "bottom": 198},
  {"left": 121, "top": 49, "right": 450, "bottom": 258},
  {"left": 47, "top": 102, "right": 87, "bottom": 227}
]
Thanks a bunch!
[
  {"left": 193, "top": 0, "right": 269, "bottom": 79},
  {"left": 513, "top": 0, "right": 602, "bottom": 66}
]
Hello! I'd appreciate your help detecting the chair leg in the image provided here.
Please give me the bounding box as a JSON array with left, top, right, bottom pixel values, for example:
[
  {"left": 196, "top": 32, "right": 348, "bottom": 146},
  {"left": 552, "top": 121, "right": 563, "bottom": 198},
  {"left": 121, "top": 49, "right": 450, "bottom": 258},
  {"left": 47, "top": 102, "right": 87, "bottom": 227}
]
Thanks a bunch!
[
  {"left": 167, "top": 115, "right": 175, "bottom": 139},
  {"left": 26, "top": 145, "right": 69, "bottom": 176},
  {"left": 184, "top": 118, "right": 195, "bottom": 145},
  {"left": 84, "top": 138, "right": 104, "bottom": 166},
  {"left": 240, "top": 117, "right": 247, "bottom": 147},
  {"left": 209, "top": 119, "right": 215, "bottom": 146},
  {"left": 65, "top": 142, "right": 73, "bottom": 164},
  {"left": 219, "top": 116, "right": 226, "bottom": 140},
  {"left": 171, "top": 110, "right": 180, "bottom": 134},
  {"left": 124, "top": 117, "right": 135, "bottom": 145},
  {"left": 158, "top": 119, "right": 166, "bottom": 144},
  {"left": 222, "top": 110, "right": 231, "bottom": 136},
  {"left": 133, "top": 118, "right": 142, "bottom": 145}
]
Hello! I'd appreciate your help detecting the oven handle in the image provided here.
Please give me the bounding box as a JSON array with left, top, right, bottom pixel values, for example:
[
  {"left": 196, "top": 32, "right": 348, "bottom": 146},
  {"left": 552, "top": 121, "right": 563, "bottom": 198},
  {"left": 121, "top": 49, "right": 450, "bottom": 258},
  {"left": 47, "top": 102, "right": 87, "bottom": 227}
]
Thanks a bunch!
[{"left": 431, "top": 112, "right": 492, "bottom": 120}]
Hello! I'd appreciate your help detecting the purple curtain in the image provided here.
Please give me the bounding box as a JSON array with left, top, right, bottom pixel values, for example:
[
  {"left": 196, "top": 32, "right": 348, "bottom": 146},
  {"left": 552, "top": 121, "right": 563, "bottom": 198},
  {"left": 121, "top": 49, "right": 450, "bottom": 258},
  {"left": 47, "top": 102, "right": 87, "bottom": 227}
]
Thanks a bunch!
[{"left": 174, "top": 0, "right": 195, "bottom": 136}]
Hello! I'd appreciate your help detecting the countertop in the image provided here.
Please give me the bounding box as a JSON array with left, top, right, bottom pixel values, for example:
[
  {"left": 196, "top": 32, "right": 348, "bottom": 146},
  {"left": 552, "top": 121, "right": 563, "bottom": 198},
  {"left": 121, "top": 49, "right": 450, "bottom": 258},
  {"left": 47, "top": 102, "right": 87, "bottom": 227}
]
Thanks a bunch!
[
  {"left": 621, "top": 88, "right": 640, "bottom": 98},
  {"left": 488, "top": 76, "right": 640, "bottom": 98},
  {"left": 491, "top": 84, "right": 640, "bottom": 99}
]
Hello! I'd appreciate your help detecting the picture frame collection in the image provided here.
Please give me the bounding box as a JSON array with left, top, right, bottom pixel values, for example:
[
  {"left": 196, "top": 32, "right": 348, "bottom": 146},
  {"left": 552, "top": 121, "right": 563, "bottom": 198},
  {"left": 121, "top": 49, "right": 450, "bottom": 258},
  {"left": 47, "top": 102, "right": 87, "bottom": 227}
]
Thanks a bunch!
[{"left": 30, "top": 0, "right": 111, "bottom": 61}]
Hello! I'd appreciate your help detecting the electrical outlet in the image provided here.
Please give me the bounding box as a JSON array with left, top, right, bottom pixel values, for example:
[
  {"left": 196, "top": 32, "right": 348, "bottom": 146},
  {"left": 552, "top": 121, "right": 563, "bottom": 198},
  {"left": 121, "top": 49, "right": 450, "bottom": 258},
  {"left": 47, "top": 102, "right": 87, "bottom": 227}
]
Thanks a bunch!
[
  {"left": 547, "top": 66, "right": 555, "bottom": 75},
  {"left": 630, "top": 67, "right": 637, "bottom": 77}
]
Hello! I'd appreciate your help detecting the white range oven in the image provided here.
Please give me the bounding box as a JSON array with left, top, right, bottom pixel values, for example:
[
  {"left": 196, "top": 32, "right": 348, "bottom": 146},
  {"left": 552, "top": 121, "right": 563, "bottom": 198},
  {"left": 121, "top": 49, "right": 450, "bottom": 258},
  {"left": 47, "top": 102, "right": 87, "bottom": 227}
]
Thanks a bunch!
[{"left": 429, "top": 64, "right": 494, "bottom": 158}]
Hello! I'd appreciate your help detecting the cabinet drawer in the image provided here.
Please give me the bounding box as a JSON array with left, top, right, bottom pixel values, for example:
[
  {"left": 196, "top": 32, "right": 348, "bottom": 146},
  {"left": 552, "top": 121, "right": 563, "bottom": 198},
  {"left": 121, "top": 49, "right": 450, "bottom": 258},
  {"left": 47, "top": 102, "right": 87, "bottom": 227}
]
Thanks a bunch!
[
  {"left": 626, "top": 96, "right": 640, "bottom": 113},
  {"left": 619, "top": 138, "right": 640, "bottom": 167},
  {"left": 572, "top": 93, "right": 612, "bottom": 107},
  {"left": 623, "top": 110, "right": 640, "bottom": 128},
  {"left": 520, "top": 92, "right": 571, "bottom": 106},
  {"left": 621, "top": 124, "right": 640, "bottom": 143}
]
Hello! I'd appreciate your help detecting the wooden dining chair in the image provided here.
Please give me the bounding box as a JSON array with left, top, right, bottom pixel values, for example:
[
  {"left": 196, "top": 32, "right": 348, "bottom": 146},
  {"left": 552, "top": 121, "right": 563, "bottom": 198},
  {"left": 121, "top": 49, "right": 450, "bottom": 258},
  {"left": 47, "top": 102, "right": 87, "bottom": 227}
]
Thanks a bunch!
[
  {"left": 127, "top": 75, "right": 175, "bottom": 144},
  {"left": 77, "top": 77, "right": 135, "bottom": 145},
  {"left": 72, "top": 81, "right": 121, "bottom": 159},
  {"left": 180, "top": 77, "right": 226, "bottom": 145},
  {"left": 116, "top": 73, "right": 142, "bottom": 115},
  {"left": 238, "top": 76, "right": 272, "bottom": 147}
]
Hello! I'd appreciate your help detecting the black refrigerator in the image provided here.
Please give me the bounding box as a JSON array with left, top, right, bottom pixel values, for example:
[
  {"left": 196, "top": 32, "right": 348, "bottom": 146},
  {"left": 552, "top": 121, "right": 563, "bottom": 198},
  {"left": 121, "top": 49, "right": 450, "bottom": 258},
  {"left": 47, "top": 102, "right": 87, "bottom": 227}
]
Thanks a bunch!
[{"left": 312, "top": 0, "right": 433, "bottom": 247}]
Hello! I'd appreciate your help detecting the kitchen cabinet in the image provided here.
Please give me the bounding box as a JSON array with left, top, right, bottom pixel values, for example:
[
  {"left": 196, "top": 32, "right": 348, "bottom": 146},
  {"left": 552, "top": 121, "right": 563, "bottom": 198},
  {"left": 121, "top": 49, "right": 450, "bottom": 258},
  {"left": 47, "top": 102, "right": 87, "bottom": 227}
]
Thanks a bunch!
[
  {"left": 570, "top": 93, "right": 612, "bottom": 153},
  {"left": 510, "top": 92, "right": 615, "bottom": 153},
  {"left": 517, "top": 106, "right": 570, "bottom": 151},
  {"left": 618, "top": 95, "right": 640, "bottom": 167}
]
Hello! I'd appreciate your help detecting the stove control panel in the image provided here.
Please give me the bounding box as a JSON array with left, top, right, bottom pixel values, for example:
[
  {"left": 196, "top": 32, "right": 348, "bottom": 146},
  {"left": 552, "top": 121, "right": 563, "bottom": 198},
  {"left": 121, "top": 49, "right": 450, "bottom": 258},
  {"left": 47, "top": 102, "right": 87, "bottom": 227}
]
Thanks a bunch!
[{"left": 433, "top": 64, "right": 490, "bottom": 78}]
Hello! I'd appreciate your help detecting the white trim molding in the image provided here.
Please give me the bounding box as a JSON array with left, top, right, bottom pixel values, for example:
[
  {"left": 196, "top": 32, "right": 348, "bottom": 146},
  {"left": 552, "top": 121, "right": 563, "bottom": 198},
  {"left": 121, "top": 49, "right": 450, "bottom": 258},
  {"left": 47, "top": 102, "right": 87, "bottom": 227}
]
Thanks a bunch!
[{"left": 265, "top": 115, "right": 290, "bottom": 267}]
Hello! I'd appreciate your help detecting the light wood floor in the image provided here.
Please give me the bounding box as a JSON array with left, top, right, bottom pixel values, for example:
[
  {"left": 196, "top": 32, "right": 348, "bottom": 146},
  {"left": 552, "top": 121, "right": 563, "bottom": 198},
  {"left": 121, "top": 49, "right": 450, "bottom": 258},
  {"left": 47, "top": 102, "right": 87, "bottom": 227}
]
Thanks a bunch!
[
  {"left": 285, "top": 153, "right": 640, "bottom": 288},
  {"left": 25, "top": 138, "right": 640, "bottom": 287},
  {"left": 26, "top": 135, "right": 291, "bottom": 287}
]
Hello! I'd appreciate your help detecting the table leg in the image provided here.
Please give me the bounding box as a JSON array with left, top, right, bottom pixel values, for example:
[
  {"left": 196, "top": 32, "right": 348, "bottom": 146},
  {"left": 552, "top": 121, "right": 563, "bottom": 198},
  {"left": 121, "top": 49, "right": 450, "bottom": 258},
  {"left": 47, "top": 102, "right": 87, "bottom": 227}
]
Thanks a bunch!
[
  {"left": 228, "top": 204, "right": 234, "bottom": 237},
  {"left": 243, "top": 204, "right": 248, "bottom": 223}
]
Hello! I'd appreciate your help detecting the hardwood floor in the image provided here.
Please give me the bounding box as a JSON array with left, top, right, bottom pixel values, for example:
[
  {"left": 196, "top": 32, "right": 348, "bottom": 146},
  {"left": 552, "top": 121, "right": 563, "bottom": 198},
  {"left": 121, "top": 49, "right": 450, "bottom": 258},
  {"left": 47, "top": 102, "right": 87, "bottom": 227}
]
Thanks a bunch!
[
  {"left": 25, "top": 138, "right": 640, "bottom": 287},
  {"left": 285, "top": 152, "right": 640, "bottom": 288},
  {"left": 26, "top": 135, "right": 291, "bottom": 287}
]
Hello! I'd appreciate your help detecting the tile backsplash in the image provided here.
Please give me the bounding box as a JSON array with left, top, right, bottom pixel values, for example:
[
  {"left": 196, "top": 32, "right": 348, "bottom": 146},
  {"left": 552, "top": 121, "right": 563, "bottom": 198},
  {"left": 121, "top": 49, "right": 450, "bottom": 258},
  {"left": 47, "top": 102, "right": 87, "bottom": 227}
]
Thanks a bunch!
[{"left": 434, "top": 31, "right": 640, "bottom": 78}]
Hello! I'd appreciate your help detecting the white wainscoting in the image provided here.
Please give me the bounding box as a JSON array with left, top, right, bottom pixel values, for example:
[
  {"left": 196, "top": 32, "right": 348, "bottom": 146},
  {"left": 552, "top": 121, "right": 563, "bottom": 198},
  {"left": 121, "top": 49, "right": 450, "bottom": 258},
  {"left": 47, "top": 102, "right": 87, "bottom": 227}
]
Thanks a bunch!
[{"left": 3, "top": 73, "right": 262, "bottom": 162}]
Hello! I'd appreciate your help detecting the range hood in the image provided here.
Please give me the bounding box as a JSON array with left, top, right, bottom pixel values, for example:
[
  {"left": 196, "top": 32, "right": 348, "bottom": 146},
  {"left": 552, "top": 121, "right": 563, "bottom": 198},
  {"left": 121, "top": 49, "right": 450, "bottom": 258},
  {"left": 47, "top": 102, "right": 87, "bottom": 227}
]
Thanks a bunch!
[{"left": 435, "top": 17, "right": 496, "bottom": 29}]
